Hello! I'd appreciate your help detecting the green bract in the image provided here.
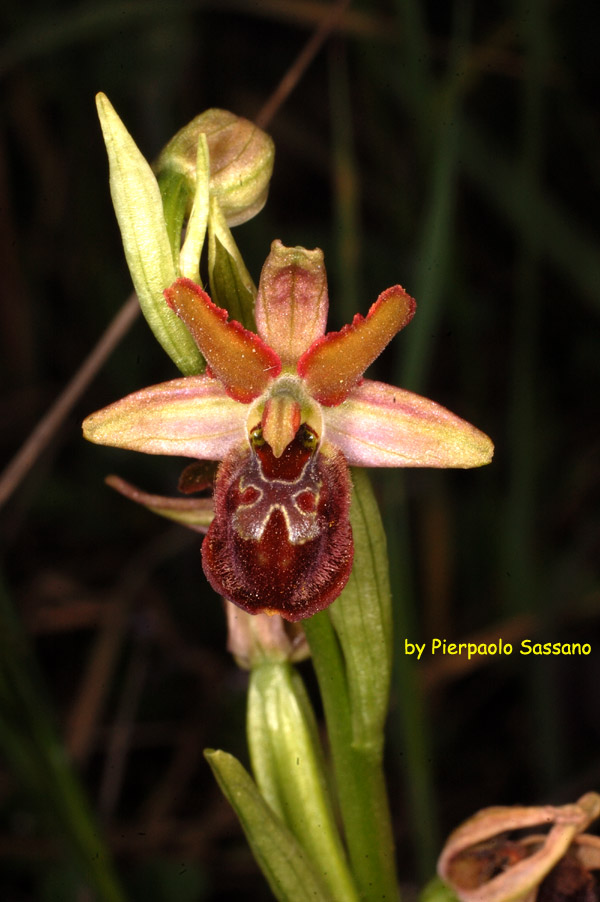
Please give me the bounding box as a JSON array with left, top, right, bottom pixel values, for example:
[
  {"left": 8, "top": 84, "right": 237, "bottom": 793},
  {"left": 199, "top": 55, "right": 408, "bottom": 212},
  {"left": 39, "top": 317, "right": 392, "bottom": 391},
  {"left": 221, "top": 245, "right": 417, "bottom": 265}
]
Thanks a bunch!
[
  {"left": 96, "top": 92, "right": 204, "bottom": 375},
  {"left": 95, "top": 94, "right": 274, "bottom": 373},
  {"left": 204, "top": 750, "right": 335, "bottom": 902},
  {"left": 247, "top": 662, "right": 359, "bottom": 901}
]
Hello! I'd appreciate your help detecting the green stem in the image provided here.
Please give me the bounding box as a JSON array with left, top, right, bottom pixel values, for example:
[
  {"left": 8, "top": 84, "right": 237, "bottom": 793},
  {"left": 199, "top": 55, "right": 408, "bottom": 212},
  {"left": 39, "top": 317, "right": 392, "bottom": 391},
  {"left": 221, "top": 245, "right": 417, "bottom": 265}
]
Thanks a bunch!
[{"left": 304, "top": 613, "right": 399, "bottom": 902}]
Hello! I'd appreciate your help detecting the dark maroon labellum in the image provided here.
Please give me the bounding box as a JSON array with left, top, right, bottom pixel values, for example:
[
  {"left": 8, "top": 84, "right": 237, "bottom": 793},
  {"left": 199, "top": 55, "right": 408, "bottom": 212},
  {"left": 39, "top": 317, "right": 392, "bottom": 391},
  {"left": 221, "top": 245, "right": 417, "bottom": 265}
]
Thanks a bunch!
[{"left": 202, "top": 428, "right": 354, "bottom": 621}]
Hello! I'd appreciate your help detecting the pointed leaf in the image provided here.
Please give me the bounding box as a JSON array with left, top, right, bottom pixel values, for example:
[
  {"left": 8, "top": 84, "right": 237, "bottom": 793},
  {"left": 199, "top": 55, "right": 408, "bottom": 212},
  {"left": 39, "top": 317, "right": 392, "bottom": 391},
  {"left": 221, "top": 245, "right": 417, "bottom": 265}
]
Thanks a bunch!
[
  {"left": 157, "top": 168, "right": 190, "bottom": 263},
  {"left": 178, "top": 132, "right": 210, "bottom": 283},
  {"left": 105, "top": 475, "right": 213, "bottom": 532},
  {"left": 247, "top": 663, "right": 359, "bottom": 902},
  {"left": 207, "top": 194, "right": 257, "bottom": 329},
  {"left": 328, "top": 469, "right": 392, "bottom": 754},
  {"left": 303, "top": 610, "right": 399, "bottom": 900},
  {"left": 323, "top": 379, "right": 494, "bottom": 468},
  {"left": 255, "top": 240, "right": 329, "bottom": 364},
  {"left": 165, "top": 278, "right": 280, "bottom": 403},
  {"left": 95, "top": 93, "right": 204, "bottom": 375},
  {"left": 298, "top": 285, "right": 415, "bottom": 405},
  {"left": 82, "top": 375, "right": 246, "bottom": 459},
  {"left": 204, "top": 749, "right": 334, "bottom": 902}
]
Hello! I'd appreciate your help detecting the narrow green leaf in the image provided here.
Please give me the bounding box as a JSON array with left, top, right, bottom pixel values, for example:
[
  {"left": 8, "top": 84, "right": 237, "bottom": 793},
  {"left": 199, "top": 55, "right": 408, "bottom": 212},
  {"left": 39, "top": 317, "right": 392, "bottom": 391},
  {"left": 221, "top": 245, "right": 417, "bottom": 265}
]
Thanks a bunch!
[
  {"left": 247, "top": 663, "right": 359, "bottom": 902},
  {"left": 304, "top": 469, "right": 399, "bottom": 900},
  {"left": 204, "top": 749, "right": 334, "bottom": 902},
  {"left": 328, "top": 468, "right": 393, "bottom": 754},
  {"left": 207, "top": 195, "right": 256, "bottom": 330},
  {"left": 156, "top": 168, "right": 189, "bottom": 265},
  {"left": 96, "top": 92, "right": 204, "bottom": 375},
  {"left": 303, "top": 612, "right": 400, "bottom": 901}
]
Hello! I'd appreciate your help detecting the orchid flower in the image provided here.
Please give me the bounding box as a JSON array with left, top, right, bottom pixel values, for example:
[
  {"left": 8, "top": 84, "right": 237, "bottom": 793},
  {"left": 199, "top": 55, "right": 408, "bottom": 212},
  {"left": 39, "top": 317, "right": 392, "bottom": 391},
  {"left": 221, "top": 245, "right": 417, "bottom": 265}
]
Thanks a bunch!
[{"left": 83, "top": 240, "right": 493, "bottom": 621}]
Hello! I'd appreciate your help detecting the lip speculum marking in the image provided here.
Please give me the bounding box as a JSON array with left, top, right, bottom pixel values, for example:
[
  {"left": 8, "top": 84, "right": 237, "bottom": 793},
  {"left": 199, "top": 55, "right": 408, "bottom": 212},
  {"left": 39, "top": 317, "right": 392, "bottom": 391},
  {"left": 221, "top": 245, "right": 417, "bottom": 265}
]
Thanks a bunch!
[
  {"left": 201, "top": 423, "right": 354, "bottom": 621},
  {"left": 233, "top": 424, "right": 322, "bottom": 544}
]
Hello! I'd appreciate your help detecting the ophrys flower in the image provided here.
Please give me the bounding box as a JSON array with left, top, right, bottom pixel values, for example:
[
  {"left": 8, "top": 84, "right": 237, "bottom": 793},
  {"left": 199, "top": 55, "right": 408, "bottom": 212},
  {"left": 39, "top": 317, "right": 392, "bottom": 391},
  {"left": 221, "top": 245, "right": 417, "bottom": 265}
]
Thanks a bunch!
[{"left": 83, "top": 240, "right": 493, "bottom": 621}]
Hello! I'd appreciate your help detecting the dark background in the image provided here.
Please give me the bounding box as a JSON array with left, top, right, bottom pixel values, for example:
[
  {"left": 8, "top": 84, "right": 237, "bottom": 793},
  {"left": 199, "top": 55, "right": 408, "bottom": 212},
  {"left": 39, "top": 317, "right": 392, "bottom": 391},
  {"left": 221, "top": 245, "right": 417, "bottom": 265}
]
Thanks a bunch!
[{"left": 1, "top": 1, "right": 599, "bottom": 899}]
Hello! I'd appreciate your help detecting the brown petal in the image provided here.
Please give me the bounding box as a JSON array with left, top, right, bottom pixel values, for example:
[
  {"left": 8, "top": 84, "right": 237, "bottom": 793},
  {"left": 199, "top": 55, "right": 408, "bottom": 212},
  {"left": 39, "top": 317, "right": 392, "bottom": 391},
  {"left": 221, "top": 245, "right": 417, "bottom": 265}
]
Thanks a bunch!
[
  {"left": 297, "top": 284, "right": 415, "bottom": 406},
  {"left": 165, "top": 278, "right": 281, "bottom": 402}
]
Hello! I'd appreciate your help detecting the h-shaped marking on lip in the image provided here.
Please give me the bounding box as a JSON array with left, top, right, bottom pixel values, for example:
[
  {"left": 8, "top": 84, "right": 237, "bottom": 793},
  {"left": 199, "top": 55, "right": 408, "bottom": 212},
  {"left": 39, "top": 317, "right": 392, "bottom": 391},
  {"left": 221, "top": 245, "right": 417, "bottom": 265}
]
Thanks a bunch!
[{"left": 232, "top": 453, "right": 322, "bottom": 544}]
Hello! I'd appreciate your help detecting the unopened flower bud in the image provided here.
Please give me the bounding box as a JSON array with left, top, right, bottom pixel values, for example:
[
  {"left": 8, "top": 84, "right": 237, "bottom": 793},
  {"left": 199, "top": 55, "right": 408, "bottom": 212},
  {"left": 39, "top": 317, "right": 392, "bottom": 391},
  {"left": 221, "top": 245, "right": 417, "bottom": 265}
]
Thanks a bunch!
[{"left": 156, "top": 109, "right": 274, "bottom": 227}]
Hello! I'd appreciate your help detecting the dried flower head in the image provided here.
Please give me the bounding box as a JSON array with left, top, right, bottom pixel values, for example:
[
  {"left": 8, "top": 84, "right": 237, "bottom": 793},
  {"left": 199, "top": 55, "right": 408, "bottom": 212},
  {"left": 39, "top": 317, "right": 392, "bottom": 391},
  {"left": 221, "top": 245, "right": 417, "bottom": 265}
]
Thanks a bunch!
[{"left": 438, "top": 793, "right": 600, "bottom": 902}]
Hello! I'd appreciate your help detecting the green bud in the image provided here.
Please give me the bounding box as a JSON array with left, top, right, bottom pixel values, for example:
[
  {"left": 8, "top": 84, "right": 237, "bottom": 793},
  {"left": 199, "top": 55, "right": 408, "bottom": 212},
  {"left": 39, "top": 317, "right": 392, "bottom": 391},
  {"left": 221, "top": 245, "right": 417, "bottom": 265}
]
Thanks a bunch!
[{"left": 155, "top": 109, "right": 275, "bottom": 227}]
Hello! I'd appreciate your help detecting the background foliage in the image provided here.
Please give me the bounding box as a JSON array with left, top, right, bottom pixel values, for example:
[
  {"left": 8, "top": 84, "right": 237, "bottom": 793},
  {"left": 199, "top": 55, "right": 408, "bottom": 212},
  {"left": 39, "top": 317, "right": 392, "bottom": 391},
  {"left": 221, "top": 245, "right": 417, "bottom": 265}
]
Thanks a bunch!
[{"left": 1, "top": 0, "right": 599, "bottom": 899}]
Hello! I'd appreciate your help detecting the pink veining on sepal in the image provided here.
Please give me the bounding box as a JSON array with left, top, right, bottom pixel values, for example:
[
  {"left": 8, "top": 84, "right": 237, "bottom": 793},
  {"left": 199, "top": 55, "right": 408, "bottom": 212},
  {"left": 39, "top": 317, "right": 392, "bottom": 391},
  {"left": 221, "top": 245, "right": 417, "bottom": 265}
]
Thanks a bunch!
[
  {"left": 165, "top": 277, "right": 281, "bottom": 403},
  {"left": 82, "top": 375, "right": 247, "bottom": 460},
  {"left": 85, "top": 239, "right": 494, "bottom": 623},
  {"left": 297, "top": 285, "right": 416, "bottom": 406},
  {"left": 323, "top": 379, "right": 494, "bottom": 468},
  {"left": 255, "top": 240, "right": 329, "bottom": 365}
]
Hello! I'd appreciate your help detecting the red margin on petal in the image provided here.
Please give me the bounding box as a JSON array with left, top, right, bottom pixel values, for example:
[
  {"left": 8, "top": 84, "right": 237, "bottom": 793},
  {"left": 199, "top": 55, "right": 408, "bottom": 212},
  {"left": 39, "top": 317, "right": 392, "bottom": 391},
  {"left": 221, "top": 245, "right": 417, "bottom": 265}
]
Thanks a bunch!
[
  {"left": 297, "top": 285, "right": 416, "bottom": 406},
  {"left": 165, "top": 278, "right": 281, "bottom": 403}
]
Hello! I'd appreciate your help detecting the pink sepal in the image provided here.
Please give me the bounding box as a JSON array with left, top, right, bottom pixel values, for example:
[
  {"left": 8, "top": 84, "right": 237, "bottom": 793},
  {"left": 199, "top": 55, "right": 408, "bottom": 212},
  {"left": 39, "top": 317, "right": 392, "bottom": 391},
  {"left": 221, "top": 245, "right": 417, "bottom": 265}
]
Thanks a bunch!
[
  {"left": 323, "top": 379, "right": 494, "bottom": 468},
  {"left": 255, "top": 240, "right": 329, "bottom": 365},
  {"left": 83, "top": 374, "right": 247, "bottom": 460},
  {"left": 106, "top": 475, "right": 214, "bottom": 533}
]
